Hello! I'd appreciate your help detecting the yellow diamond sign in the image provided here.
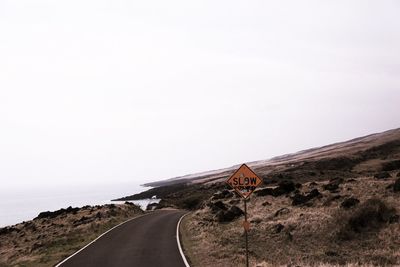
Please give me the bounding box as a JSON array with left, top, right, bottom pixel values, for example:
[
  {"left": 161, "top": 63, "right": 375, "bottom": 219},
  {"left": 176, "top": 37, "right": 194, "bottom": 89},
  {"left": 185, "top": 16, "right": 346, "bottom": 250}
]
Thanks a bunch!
[{"left": 226, "top": 164, "right": 262, "bottom": 199}]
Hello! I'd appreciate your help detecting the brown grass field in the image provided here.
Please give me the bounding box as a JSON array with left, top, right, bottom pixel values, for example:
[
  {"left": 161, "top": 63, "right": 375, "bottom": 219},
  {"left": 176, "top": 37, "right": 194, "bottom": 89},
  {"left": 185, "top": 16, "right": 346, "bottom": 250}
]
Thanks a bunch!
[{"left": 181, "top": 175, "right": 400, "bottom": 267}]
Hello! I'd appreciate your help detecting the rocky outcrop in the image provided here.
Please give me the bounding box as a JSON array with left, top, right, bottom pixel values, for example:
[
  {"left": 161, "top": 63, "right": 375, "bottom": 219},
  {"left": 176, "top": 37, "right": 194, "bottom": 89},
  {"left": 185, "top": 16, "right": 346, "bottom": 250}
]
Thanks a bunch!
[
  {"left": 292, "top": 189, "right": 321, "bottom": 206},
  {"left": 255, "top": 181, "right": 296, "bottom": 197},
  {"left": 212, "top": 190, "right": 234, "bottom": 200},
  {"left": 323, "top": 178, "right": 343, "bottom": 192},
  {"left": 35, "top": 206, "right": 80, "bottom": 219},
  {"left": 216, "top": 206, "right": 244, "bottom": 223}
]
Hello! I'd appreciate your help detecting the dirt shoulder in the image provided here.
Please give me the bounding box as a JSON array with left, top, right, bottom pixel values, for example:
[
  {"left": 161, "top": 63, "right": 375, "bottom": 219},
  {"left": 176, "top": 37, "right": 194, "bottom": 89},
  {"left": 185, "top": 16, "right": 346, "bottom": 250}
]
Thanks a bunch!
[{"left": 0, "top": 203, "right": 143, "bottom": 267}]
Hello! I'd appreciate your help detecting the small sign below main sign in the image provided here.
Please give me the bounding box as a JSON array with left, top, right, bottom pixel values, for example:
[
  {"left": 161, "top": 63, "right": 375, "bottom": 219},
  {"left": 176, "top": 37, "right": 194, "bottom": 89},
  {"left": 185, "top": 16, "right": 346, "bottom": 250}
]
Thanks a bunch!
[
  {"left": 226, "top": 164, "right": 262, "bottom": 199},
  {"left": 243, "top": 220, "right": 250, "bottom": 231}
]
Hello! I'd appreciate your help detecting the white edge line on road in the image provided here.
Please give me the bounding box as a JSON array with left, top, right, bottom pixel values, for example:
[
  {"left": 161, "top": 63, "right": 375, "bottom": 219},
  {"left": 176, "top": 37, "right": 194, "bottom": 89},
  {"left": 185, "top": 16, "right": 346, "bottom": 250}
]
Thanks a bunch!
[
  {"left": 177, "top": 212, "right": 191, "bottom": 267},
  {"left": 54, "top": 212, "right": 150, "bottom": 267}
]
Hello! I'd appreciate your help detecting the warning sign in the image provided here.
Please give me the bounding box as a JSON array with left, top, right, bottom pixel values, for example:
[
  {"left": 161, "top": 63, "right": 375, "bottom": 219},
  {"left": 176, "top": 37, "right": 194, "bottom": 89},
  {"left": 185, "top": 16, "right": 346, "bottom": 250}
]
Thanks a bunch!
[{"left": 226, "top": 164, "right": 262, "bottom": 199}]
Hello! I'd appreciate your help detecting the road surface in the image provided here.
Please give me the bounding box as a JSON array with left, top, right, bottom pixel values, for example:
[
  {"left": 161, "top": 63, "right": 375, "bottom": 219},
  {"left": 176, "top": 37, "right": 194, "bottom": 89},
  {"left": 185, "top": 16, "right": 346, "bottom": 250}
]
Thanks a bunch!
[{"left": 58, "top": 210, "right": 188, "bottom": 267}]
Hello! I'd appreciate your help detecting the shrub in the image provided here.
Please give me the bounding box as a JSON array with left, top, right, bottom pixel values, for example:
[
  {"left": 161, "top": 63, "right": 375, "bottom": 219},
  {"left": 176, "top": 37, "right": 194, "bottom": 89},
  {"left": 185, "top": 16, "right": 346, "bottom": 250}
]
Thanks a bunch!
[
  {"left": 181, "top": 194, "right": 203, "bottom": 210},
  {"left": 382, "top": 160, "right": 400, "bottom": 171},
  {"left": 336, "top": 198, "right": 396, "bottom": 240},
  {"left": 374, "top": 172, "right": 391, "bottom": 179},
  {"left": 340, "top": 197, "right": 360, "bottom": 209},
  {"left": 394, "top": 178, "right": 400, "bottom": 192}
]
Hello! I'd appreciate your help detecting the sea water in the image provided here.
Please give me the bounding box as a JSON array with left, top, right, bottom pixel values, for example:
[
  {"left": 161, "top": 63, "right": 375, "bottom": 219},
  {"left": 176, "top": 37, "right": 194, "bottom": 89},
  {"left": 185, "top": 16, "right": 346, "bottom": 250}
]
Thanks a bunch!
[{"left": 0, "top": 182, "right": 157, "bottom": 227}]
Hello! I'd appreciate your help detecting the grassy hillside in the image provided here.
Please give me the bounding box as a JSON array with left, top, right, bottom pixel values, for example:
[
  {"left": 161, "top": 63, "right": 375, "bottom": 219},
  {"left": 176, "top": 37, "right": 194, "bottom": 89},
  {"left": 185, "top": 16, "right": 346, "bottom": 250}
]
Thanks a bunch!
[
  {"left": 181, "top": 174, "right": 400, "bottom": 266},
  {"left": 0, "top": 203, "right": 143, "bottom": 267}
]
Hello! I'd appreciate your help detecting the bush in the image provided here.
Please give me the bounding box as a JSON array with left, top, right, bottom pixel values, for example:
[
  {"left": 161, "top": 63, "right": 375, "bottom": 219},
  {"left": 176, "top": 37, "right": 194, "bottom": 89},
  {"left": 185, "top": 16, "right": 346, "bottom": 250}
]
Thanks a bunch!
[
  {"left": 394, "top": 178, "right": 400, "bottom": 192},
  {"left": 181, "top": 194, "right": 203, "bottom": 210},
  {"left": 340, "top": 197, "right": 360, "bottom": 209},
  {"left": 374, "top": 172, "right": 391, "bottom": 179},
  {"left": 382, "top": 160, "right": 400, "bottom": 171},
  {"left": 337, "top": 198, "right": 396, "bottom": 240}
]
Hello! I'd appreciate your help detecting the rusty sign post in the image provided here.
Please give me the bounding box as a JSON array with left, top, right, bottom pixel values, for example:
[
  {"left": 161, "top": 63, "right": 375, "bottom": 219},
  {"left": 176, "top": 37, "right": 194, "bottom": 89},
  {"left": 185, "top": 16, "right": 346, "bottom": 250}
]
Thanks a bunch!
[{"left": 226, "top": 164, "right": 262, "bottom": 267}]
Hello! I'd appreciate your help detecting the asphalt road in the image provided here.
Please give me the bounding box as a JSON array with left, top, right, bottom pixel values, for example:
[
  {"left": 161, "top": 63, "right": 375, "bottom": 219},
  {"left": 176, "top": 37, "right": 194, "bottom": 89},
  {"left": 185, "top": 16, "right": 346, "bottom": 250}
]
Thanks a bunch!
[{"left": 58, "top": 210, "right": 188, "bottom": 267}]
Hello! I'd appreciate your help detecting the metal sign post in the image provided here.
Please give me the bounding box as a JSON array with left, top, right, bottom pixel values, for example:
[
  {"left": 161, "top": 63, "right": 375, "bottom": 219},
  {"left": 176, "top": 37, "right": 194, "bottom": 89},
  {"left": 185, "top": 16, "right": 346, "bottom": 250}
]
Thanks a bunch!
[
  {"left": 226, "top": 164, "right": 262, "bottom": 267},
  {"left": 244, "top": 198, "right": 249, "bottom": 267}
]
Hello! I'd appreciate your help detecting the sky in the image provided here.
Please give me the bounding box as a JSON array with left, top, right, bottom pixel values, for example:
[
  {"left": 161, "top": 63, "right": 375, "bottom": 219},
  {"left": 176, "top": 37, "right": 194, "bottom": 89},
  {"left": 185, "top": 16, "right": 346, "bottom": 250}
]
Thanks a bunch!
[{"left": 0, "top": 0, "right": 399, "bottom": 189}]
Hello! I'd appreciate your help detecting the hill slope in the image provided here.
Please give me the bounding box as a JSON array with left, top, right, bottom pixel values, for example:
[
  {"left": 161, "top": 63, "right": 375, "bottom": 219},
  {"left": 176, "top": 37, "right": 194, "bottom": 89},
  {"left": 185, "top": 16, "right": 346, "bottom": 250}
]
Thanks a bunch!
[{"left": 144, "top": 128, "right": 400, "bottom": 187}]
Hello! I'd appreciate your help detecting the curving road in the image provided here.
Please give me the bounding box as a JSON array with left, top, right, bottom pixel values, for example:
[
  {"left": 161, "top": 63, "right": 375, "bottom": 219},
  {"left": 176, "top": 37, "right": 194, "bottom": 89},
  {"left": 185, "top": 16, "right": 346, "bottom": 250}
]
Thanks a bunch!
[{"left": 57, "top": 210, "right": 188, "bottom": 267}]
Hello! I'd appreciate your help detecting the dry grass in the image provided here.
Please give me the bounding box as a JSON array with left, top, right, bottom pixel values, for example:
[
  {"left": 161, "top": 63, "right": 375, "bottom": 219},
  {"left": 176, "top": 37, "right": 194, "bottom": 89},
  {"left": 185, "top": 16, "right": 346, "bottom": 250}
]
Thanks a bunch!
[
  {"left": 182, "top": 176, "right": 400, "bottom": 266},
  {"left": 0, "top": 203, "right": 143, "bottom": 267}
]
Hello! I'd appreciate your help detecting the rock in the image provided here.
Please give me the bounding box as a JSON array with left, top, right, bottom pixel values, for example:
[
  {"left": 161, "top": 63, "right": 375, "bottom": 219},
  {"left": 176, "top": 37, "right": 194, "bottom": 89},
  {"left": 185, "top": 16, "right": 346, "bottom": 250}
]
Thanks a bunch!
[
  {"left": 216, "top": 206, "right": 244, "bottom": 222},
  {"left": 73, "top": 216, "right": 95, "bottom": 226},
  {"left": 262, "top": 201, "right": 271, "bottom": 206},
  {"left": 309, "top": 182, "right": 318, "bottom": 187},
  {"left": 397, "top": 172, "right": 400, "bottom": 177},
  {"left": 308, "top": 189, "right": 321, "bottom": 198},
  {"left": 330, "top": 177, "right": 344, "bottom": 184},
  {"left": 274, "top": 223, "right": 284, "bottom": 233},
  {"left": 255, "top": 181, "right": 295, "bottom": 197},
  {"left": 278, "top": 180, "right": 296, "bottom": 192},
  {"left": 274, "top": 208, "right": 290, "bottom": 217},
  {"left": 212, "top": 190, "right": 234, "bottom": 200},
  {"left": 393, "top": 178, "right": 400, "bottom": 192},
  {"left": 389, "top": 214, "right": 400, "bottom": 224},
  {"left": 341, "top": 197, "right": 360, "bottom": 209},
  {"left": 214, "top": 201, "right": 227, "bottom": 210},
  {"left": 146, "top": 203, "right": 159, "bottom": 211},
  {"left": 272, "top": 180, "right": 296, "bottom": 196},
  {"left": 212, "top": 192, "right": 225, "bottom": 200},
  {"left": 374, "top": 172, "right": 391, "bottom": 179},
  {"left": 0, "top": 227, "right": 14, "bottom": 236},
  {"left": 255, "top": 187, "right": 275, "bottom": 197},
  {"left": 323, "top": 183, "right": 339, "bottom": 192},
  {"left": 291, "top": 189, "right": 321, "bottom": 206},
  {"left": 208, "top": 201, "right": 227, "bottom": 213},
  {"left": 222, "top": 189, "right": 234, "bottom": 198},
  {"left": 250, "top": 218, "right": 262, "bottom": 224},
  {"left": 36, "top": 206, "right": 80, "bottom": 219},
  {"left": 229, "top": 206, "right": 244, "bottom": 217},
  {"left": 229, "top": 199, "right": 240, "bottom": 205},
  {"left": 292, "top": 194, "right": 308, "bottom": 206},
  {"left": 323, "top": 195, "right": 342, "bottom": 206},
  {"left": 323, "top": 178, "right": 343, "bottom": 192}
]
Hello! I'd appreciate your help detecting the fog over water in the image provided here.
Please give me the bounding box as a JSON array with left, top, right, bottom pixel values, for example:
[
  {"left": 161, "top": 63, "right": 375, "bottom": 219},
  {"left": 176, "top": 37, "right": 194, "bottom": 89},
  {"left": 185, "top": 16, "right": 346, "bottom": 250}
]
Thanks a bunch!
[{"left": 0, "top": 182, "right": 147, "bottom": 227}]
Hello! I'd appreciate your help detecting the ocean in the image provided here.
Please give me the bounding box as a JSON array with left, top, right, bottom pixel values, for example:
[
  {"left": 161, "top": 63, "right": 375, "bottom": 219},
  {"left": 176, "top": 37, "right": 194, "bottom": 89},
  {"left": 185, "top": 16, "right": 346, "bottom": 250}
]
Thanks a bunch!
[{"left": 0, "top": 182, "right": 157, "bottom": 228}]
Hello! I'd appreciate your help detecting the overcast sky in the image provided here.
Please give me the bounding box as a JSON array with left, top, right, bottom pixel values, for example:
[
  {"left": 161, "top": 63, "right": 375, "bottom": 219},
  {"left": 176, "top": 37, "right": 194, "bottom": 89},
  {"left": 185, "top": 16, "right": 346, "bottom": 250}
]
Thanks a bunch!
[{"left": 1, "top": 0, "right": 399, "bottom": 189}]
